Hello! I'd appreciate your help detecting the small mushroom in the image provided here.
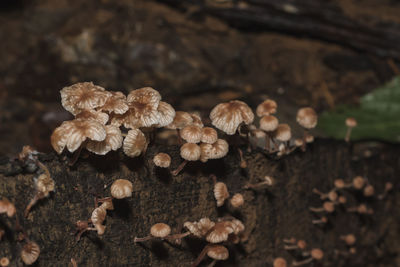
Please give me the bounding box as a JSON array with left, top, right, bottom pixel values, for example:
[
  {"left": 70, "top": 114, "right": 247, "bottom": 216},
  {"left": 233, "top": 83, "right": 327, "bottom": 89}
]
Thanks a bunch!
[
  {"left": 192, "top": 244, "right": 229, "bottom": 267},
  {"left": 256, "top": 99, "right": 277, "bottom": 117},
  {"left": 273, "top": 257, "right": 287, "bottom": 267},
  {"left": 340, "top": 234, "right": 356, "bottom": 246},
  {"left": 378, "top": 182, "right": 393, "bottom": 200},
  {"left": 100, "top": 91, "right": 129, "bottom": 115},
  {"left": 166, "top": 111, "right": 193, "bottom": 130},
  {"left": 153, "top": 153, "right": 171, "bottom": 168},
  {"left": 86, "top": 125, "right": 123, "bottom": 155},
  {"left": 293, "top": 248, "right": 323, "bottom": 266},
  {"left": 171, "top": 143, "right": 201, "bottom": 176},
  {"left": 230, "top": 193, "right": 244, "bottom": 208},
  {"left": 312, "top": 188, "right": 338, "bottom": 201},
  {"left": 296, "top": 107, "right": 318, "bottom": 130},
  {"left": 91, "top": 206, "right": 107, "bottom": 235},
  {"left": 20, "top": 241, "right": 40, "bottom": 265},
  {"left": 0, "top": 257, "right": 9, "bottom": 267},
  {"left": 201, "top": 127, "right": 218, "bottom": 144},
  {"left": 123, "top": 129, "right": 148, "bottom": 157},
  {"left": 312, "top": 216, "right": 328, "bottom": 225},
  {"left": 284, "top": 239, "right": 307, "bottom": 250},
  {"left": 309, "top": 201, "right": 336, "bottom": 213},
  {"left": 200, "top": 139, "right": 229, "bottom": 163},
  {"left": 184, "top": 218, "right": 215, "bottom": 238},
  {"left": 0, "top": 198, "right": 16, "bottom": 217},
  {"left": 206, "top": 221, "right": 234, "bottom": 243},
  {"left": 347, "top": 204, "right": 373, "bottom": 214},
  {"left": 274, "top": 124, "right": 292, "bottom": 146},
  {"left": 134, "top": 223, "right": 176, "bottom": 243},
  {"left": 345, "top": 117, "right": 357, "bottom": 142},
  {"left": 180, "top": 125, "right": 203, "bottom": 143},
  {"left": 259, "top": 115, "right": 279, "bottom": 150},
  {"left": 189, "top": 113, "right": 204, "bottom": 128},
  {"left": 155, "top": 101, "right": 176, "bottom": 127},
  {"left": 24, "top": 170, "right": 55, "bottom": 217},
  {"left": 111, "top": 179, "right": 133, "bottom": 199},
  {"left": 210, "top": 100, "right": 254, "bottom": 135},
  {"left": 214, "top": 182, "right": 230, "bottom": 207}
]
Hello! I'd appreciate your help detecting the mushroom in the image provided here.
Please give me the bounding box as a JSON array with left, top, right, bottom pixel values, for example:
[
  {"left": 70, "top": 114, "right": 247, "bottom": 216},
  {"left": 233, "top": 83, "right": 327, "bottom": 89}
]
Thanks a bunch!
[
  {"left": 312, "top": 216, "right": 328, "bottom": 225},
  {"left": 180, "top": 125, "right": 203, "bottom": 143},
  {"left": 0, "top": 198, "right": 16, "bottom": 217},
  {"left": 206, "top": 221, "right": 234, "bottom": 243},
  {"left": 20, "top": 241, "right": 40, "bottom": 265},
  {"left": 293, "top": 248, "right": 323, "bottom": 266},
  {"left": 199, "top": 139, "right": 229, "bottom": 163},
  {"left": 166, "top": 111, "right": 193, "bottom": 130},
  {"left": 256, "top": 99, "right": 277, "bottom": 117},
  {"left": 86, "top": 125, "right": 123, "bottom": 155},
  {"left": 312, "top": 188, "right": 338, "bottom": 201},
  {"left": 259, "top": 115, "right": 279, "bottom": 151},
  {"left": 347, "top": 204, "right": 373, "bottom": 214},
  {"left": 190, "top": 113, "right": 204, "bottom": 128},
  {"left": 134, "top": 223, "right": 171, "bottom": 242},
  {"left": 153, "top": 153, "right": 171, "bottom": 168},
  {"left": 192, "top": 244, "right": 229, "bottom": 267},
  {"left": 0, "top": 257, "right": 9, "bottom": 267},
  {"left": 340, "top": 234, "right": 356, "bottom": 246},
  {"left": 99, "top": 91, "right": 129, "bottom": 115},
  {"left": 214, "top": 182, "right": 230, "bottom": 207},
  {"left": 184, "top": 218, "right": 215, "bottom": 238},
  {"left": 309, "top": 201, "right": 336, "bottom": 213},
  {"left": 274, "top": 124, "right": 292, "bottom": 152},
  {"left": 24, "top": 170, "right": 55, "bottom": 217},
  {"left": 201, "top": 127, "right": 218, "bottom": 144},
  {"left": 123, "top": 129, "right": 148, "bottom": 157},
  {"left": 230, "top": 193, "right": 244, "bottom": 208},
  {"left": 75, "top": 109, "right": 109, "bottom": 124},
  {"left": 378, "top": 182, "right": 393, "bottom": 200},
  {"left": 60, "top": 82, "right": 111, "bottom": 115},
  {"left": 363, "top": 184, "right": 375, "bottom": 197},
  {"left": 171, "top": 143, "right": 201, "bottom": 176},
  {"left": 244, "top": 176, "right": 274, "bottom": 189},
  {"left": 284, "top": 239, "right": 307, "bottom": 250},
  {"left": 345, "top": 117, "right": 357, "bottom": 142},
  {"left": 273, "top": 257, "right": 287, "bottom": 267},
  {"left": 155, "top": 101, "right": 176, "bottom": 127},
  {"left": 296, "top": 107, "right": 318, "bottom": 130},
  {"left": 110, "top": 179, "right": 133, "bottom": 199},
  {"left": 91, "top": 206, "right": 107, "bottom": 235},
  {"left": 210, "top": 100, "right": 254, "bottom": 135}
]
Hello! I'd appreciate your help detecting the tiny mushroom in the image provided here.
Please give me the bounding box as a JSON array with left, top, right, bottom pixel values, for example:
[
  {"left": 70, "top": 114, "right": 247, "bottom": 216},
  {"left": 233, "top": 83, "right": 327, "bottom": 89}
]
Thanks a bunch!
[
  {"left": 134, "top": 223, "right": 172, "bottom": 243},
  {"left": 100, "top": 91, "right": 129, "bottom": 115},
  {"left": 166, "top": 111, "right": 193, "bottom": 130},
  {"left": 200, "top": 139, "right": 229, "bottom": 163},
  {"left": 184, "top": 217, "right": 215, "bottom": 238},
  {"left": 86, "top": 125, "right": 123, "bottom": 155},
  {"left": 0, "top": 198, "right": 16, "bottom": 217},
  {"left": 155, "top": 101, "right": 176, "bottom": 127},
  {"left": 171, "top": 143, "right": 201, "bottom": 176},
  {"left": 206, "top": 221, "right": 234, "bottom": 243},
  {"left": 207, "top": 245, "right": 229, "bottom": 261},
  {"left": 111, "top": 179, "right": 133, "bottom": 199},
  {"left": 274, "top": 124, "right": 292, "bottom": 144},
  {"left": 91, "top": 206, "right": 107, "bottom": 235},
  {"left": 190, "top": 113, "right": 204, "bottom": 128},
  {"left": 153, "top": 153, "right": 171, "bottom": 168},
  {"left": 345, "top": 117, "right": 357, "bottom": 142},
  {"left": 230, "top": 193, "right": 244, "bottom": 208},
  {"left": 296, "top": 107, "right": 318, "bottom": 130},
  {"left": 259, "top": 115, "right": 279, "bottom": 150},
  {"left": 123, "top": 129, "right": 148, "bottom": 157},
  {"left": 309, "top": 201, "right": 335, "bottom": 213},
  {"left": 340, "top": 234, "right": 356, "bottom": 246},
  {"left": 273, "top": 257, "right": 287, "bottom": 267},
  {"left": 21, "top": 241, "right": 40, "bottom": 265},
  {"left": 293, "top": 248, "right": 323, "bottom": 266},
  {"left": 210, "top": 100, "right": 254, "bottom": 135},
  {"left": 0, "top": 257, "right": 9, "bottom": 267},
  {"left": 201, "top": 127, "right": 218, "bottom": 144},
  {"left": 256, "top": 99, "right": 277, "bottom": 117},
  {"left": 180, "top": 125, "right": 203, "bottom": 143},
  {"left": 214, "top": 182, "right": 230, "bottom": 207}
]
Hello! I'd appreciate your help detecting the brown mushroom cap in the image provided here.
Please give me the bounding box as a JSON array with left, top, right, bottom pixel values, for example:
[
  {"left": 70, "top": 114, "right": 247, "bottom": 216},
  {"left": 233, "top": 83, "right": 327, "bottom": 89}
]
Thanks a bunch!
[
  {"left": 60, "top": 82, "right": 111, "bottom": 115},
  {"left": 150, "top": 223, "right": 171, "bottom": 238},
  {"left": 153, "top": 153, "right": 171, "bottom": 168},
  {"left": 256, "top": 99, "right": 277, "bottom": 117},
  {"left": 123, "top": 129, "right": 148, "bottom": 157},
  {"left": 214, "top": 182, "right": 230, "bottom": 207},
  {"left": 100, "top": 91, "right": 129, "bottom": 115},
  {"left": 155, "top": 101, "right": 176, "bottom": 127},
  {"left": 0, "top": 257, "right": 9, "bottom": 267},
  {"left": 363, "top": 185, "right": 375, "bottom": 197},
  {"left": 230, "top": 193, "right": 244, "bottom": 208},
  {"left": 111, "top": 179, "right": 133, "bottom": 199},
  {"left": 341, "top": 234, "right": 356, "bottom": 245},
  {"left": 274, "top": 124, "right": 292, "bottom": 142},
  {"left": 200, "top": 139, "right": 229, "bottom": 162},
  {"left": 201, "top": 127, "right": 218, "bottom": 144},
  {"left": 21, "top": 241, "right": 40, "bottom": 265},
  {"left": 124, "top": 87, "right": 162, "bottom": 128},
  {"left": 91, "top": 206, "right": 107, "bottom": 225},
  {"left": 206, "top": 221, "right": 234, "bottom": 243},
  {"left": 259, "top": 115, "right": 279, "bottom": 132},
  {"left": 207, "top": 245, "right": 229, "bottom": 260},
  {"left": 273, "top": 257, "right": 287, "bottom": 267},
  {"left": 190, "top": 113, "right": 204, "bottom": 127},
  {"left": 184, "top": 218, "right": 215, "bottom": 237},
  {"left": 166, "top": 111, "right": 193, "bottom": 129},
  {"left": 345, "top": 117, "right": 357, "bottom": 127},
  {"left": 296, "top": 107, "right": 318, "bottom": 129},
  {"left": 323, "top": 201, "right": 335, "bottom": 213},
  {"left": 0, "top": 198, "right": 16, "bottom": 217},
  {"left": 35, "top": 173, "right": 55, "bottom": 197},
  {"left": 51, "top": 119, "right": 107, "bottom": 154},
  {"left": 353, "top": 176, "right": 365, "bottom": 189},
  {"left": 75, "top": 109, "right": 109, "bottom": 125},
  {"left": 311, "top": 248, "right": 324, "bottom": 260},
  {"left": 180, "top": 143, "right": 201, "bottom": 161},
  {"left": 180, "top": 125, "right": 203, "bottom": 143},
  {"left": 86, "top": 125, "right": 123, "bottom": 155},
  {"left": 210, "top": 100, "right": 254, "bottom": 135}
]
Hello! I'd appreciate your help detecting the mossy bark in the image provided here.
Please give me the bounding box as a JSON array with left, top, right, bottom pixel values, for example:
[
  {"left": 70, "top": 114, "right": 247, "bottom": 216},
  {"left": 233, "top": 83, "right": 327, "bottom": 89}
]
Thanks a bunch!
[{"left": 0, "top": 140, "right": 399, "bottom": 266}]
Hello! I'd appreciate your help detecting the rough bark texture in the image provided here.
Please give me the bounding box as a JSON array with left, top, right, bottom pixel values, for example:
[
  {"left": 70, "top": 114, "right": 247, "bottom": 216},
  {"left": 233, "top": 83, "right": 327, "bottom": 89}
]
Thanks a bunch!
[{"left": 0, "top": 140, "right": 399, "bottom": 266}]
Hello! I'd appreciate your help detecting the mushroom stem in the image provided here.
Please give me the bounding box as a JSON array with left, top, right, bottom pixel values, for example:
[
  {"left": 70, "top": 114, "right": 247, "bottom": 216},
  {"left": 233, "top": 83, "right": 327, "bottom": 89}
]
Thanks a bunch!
[
  {"left": 284, "top": 244, "right": 300, "bottom": 250},
  {"left": 292, "top": 257, "right": 313, "bottom": 266},
  {"left": 133, "top": 236, "right": 154, "bottom": 243},
  {"left": 309, "top": 207, "right": 325, "bottom": 213},
  {"left": 312, "top": 216, "right": 328, "bottom": 224},
  {"left": 301, "top": 130, "right": 308, "bottom": 152},
  {"left": 171, "top": 160, "right": 188, "bottom": 176},
  {"left": 345, "top": 126, "right": 353, "bottom": 142},
  {"left": 264, "top": 133, "right": 271, "bottom": 151},
  {"left": 238, "top": 148, "right": 247, "bottom": 168},
  {"left": 164, "top": 231, "right": 191, "bottom": 241},
  {"left": 191, "top": 244, "right": 211, "bottom": 267}
]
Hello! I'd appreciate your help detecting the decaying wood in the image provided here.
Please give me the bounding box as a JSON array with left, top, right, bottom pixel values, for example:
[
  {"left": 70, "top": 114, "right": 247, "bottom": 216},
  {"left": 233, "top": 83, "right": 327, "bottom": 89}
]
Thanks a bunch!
[{"left": 0, "top": 140, "right": 399, "bottom": 266}]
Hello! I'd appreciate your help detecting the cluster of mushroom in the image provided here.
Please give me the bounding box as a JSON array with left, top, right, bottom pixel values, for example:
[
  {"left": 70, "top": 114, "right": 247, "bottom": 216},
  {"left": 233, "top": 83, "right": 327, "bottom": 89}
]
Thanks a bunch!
[
  {"left": 213, "top": 181, "right": 244, "bottom": 208},
  {"left": 51, "top": 83, "right": 176, "bottom": 162},
  {"left": 75, "top": 179, "right": 133, "bottom": 240},
  {"left": 274, "top": 238, "right": 324, "bottom": 266}
]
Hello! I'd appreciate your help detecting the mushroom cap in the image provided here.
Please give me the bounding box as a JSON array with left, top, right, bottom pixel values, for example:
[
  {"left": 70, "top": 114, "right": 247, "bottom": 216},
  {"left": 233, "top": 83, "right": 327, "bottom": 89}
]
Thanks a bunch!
[
  {"left": 259, "top": 115, "right": 279, "bottom": 132},
  {"left": 95, "top": 224, "right": 106, "bottom": 235},
  {"left": 273, "top": 257, "right": 287, "bottom": 267},
  {"left": 345, "top": 117, "right": 357, "bottom": 127},
  {"left": 180, "top": 125, "right": 203, "bottom": 143},
  {"left": 166, "top": 111, "right": 193, "bottom": 129},
  {"left": 0, "top": 257, "right": 9, "bottom": 267},
  {"left": 256, "top": 99, "right": 277, "bottom": 117},
  {"left": 101, "top": 91, "right": 129, "bottom": 115},
  {"left": 323, "top": 201, "right": 335, "bottom": 213},
  {"left": 230, "top": 219, "right": 245, "bottom": 235},
  {"left": 296, "top": 107, "right": 318, "bottom": 129},
  {"left": 51, "top": 119, "right": 107, "bottom": 154},
  {"left": 35, "top": 173, "right": 55, "bottom": 196},
  {"left": 150, "top": 223, "right": 171, "bottom": 238},
  {"left": 274, "top": 124, "right": 292, "bottom": 142},
  {"left": 363, "top": 185, "right": 375, "bottom": 197},
  {"left": 294, "top": 138, "right": 304, "bottom": 147},
  {"left": 184, "top": 217, "right": 215, "bottom": 237},
  {"left": 61, "top": 82, "right": 111, "bottom": 115},
  {"left": 0, "top": 198, "right": 16, "bottom": 217},
  {"left": 200, "top": 139, "right": 229, "bottom": 162},
  {"left": 180, "top": 143, "right": 201, "bottom": 161},
  {"left": 100, "top": 199, "right": 114, "bottom": 211},
  {"left": 206, "top": 221, "right": 234, "bottom": 243},
  {"left": 86, "top": 125, "right": 123, "bottom": 155},
  {"left": 201, "top": 127, "right": 218, "bottom": 144},
  {"left": 124, "top": 87, "right": 162, "bottom": 128},
  {"left": 353, "top": 176, "right": 365, "bottom": 189},
  {"left": 190, "top": 113, "right": 204, "bottom": 127},
  {"left": 110, "top": 179, "right": 133, "bottom": 199},
  {"left": 341, "top": 234, "right": 356, "bottom": 245},
  {"left": 214, "top": 182, "right": 230, "bottom": 207},
  {"left": 155, "top": 101, "right": 176, "bottom": 127},
  {"left": 123, "top": 129, "right": 148, "bottom": 157},
  {"left": 334, "top": 179, "right": 346, "bottom": 189},
  {"left": 21, "top": 241, "right": 40, "bottom": 265},
  {"left": 304, "top": 133, "right": 314, "bottom": 143},
  {"left": 230, "top": 193, "right": 244, "bottom": 208},
  {"left": 153, "top": 153, "right": 171, "bottom": 168},
  {"left": 210, "top": 100, "right": 254, "bottom": 135},
  {"left": 91, "top": 206, "right": 107, "bottom": 225},
  {"left": 311, "top": 248, "right": 324, "bottom": 260},
  {"left": 207, "top": 245, "right": 229, "bottom": 261},
  {"left": 75, "top": 109, "right": 109, "bottom": 125}
]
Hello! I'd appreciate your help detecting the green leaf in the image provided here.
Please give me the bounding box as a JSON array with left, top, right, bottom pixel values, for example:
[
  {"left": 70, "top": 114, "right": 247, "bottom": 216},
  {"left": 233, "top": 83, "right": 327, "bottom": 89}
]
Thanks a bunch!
[{"left": 318, "top": 76, "right": 400, "bottom": 143}]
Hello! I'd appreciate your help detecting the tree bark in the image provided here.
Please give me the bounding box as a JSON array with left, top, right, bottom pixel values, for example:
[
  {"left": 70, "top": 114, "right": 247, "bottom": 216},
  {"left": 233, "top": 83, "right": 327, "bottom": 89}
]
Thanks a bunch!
[{"left": 0, "top": 140, "right": 399, "bottom": 266}]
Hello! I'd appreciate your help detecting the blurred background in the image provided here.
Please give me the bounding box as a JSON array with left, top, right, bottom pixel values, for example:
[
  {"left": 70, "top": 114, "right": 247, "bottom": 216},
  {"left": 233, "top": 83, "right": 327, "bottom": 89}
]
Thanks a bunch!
[{"left": 1, "top": 0, "right": 399, "bottom": 156}]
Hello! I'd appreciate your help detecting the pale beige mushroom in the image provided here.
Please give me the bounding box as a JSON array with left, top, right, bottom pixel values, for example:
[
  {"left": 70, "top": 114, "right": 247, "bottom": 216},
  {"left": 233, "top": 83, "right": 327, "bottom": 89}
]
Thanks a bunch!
[
  {"left": 110, "top": 179, "right": 133, "bottom": 199},
  {"left": 256, "top": 99, "right": 277, "bottom": 117},
  {"left": 345, "top": 117, "right": 357, "bottom": 142},
  {"left": 171, "top": 143, "right": 201, "bottom": 176},
  {"left": 230, "top": 193, "right": 244, "bottom": 208},
  {"left": 201, "top": 127, "right": 218, "bottom": 144},
  {"left": 189, "top": 113, "right": 204, "bottom": 127},
  {"left": 155, "top": 101, "right": 176, "bottom": 127},
  {"left": 100, "top": 91, "right": 129, "bottom": 115},
  {"left": 20, "top": 241, "right": 40, "bottom": 265},
  {"left": 184, "top": 218, "right": 215, "bottom": 238},
  {"left": 123, "top": 129, "right": 148, "bottom": 157},
  {"left": 86, "top": 125, "right": 123, "bottom": 155},
  {"left": 60, "top": 82, "right": 111, "bottom": 115},
  {"left": 153, "top": 153, "right": 171, "bottom": 168},
  {"left": 180, "top": 125, "right": 203, "bottom": 143},
  {"left": 166, "top": 111, "right": 193, "bottom": 130},
  {"left": 274, "top": 124, "right": 292, "bottom": 142},
  {"left": 210, "top": 100, "right": 254, "bottom": 135},
  {"left": 134, "top": 223, "right": 172, "bottom": 243},
  {"left": 75, "top": 109, "right": 109, "bottom": 124},
  {"left": 0, "top": 198, "right": 16, "bottom": 217},
  {"left": 296, "top": 107, "right": 318, "bottom": 129},
  {"left": 206, "top": 221, "right": 234, "bottom": 243},
  {"left": 200, "top": 139, "right": 229, "bottom": 163},
  {"left": 214, "top": 182, "right": 230, "bottom": 207}
]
